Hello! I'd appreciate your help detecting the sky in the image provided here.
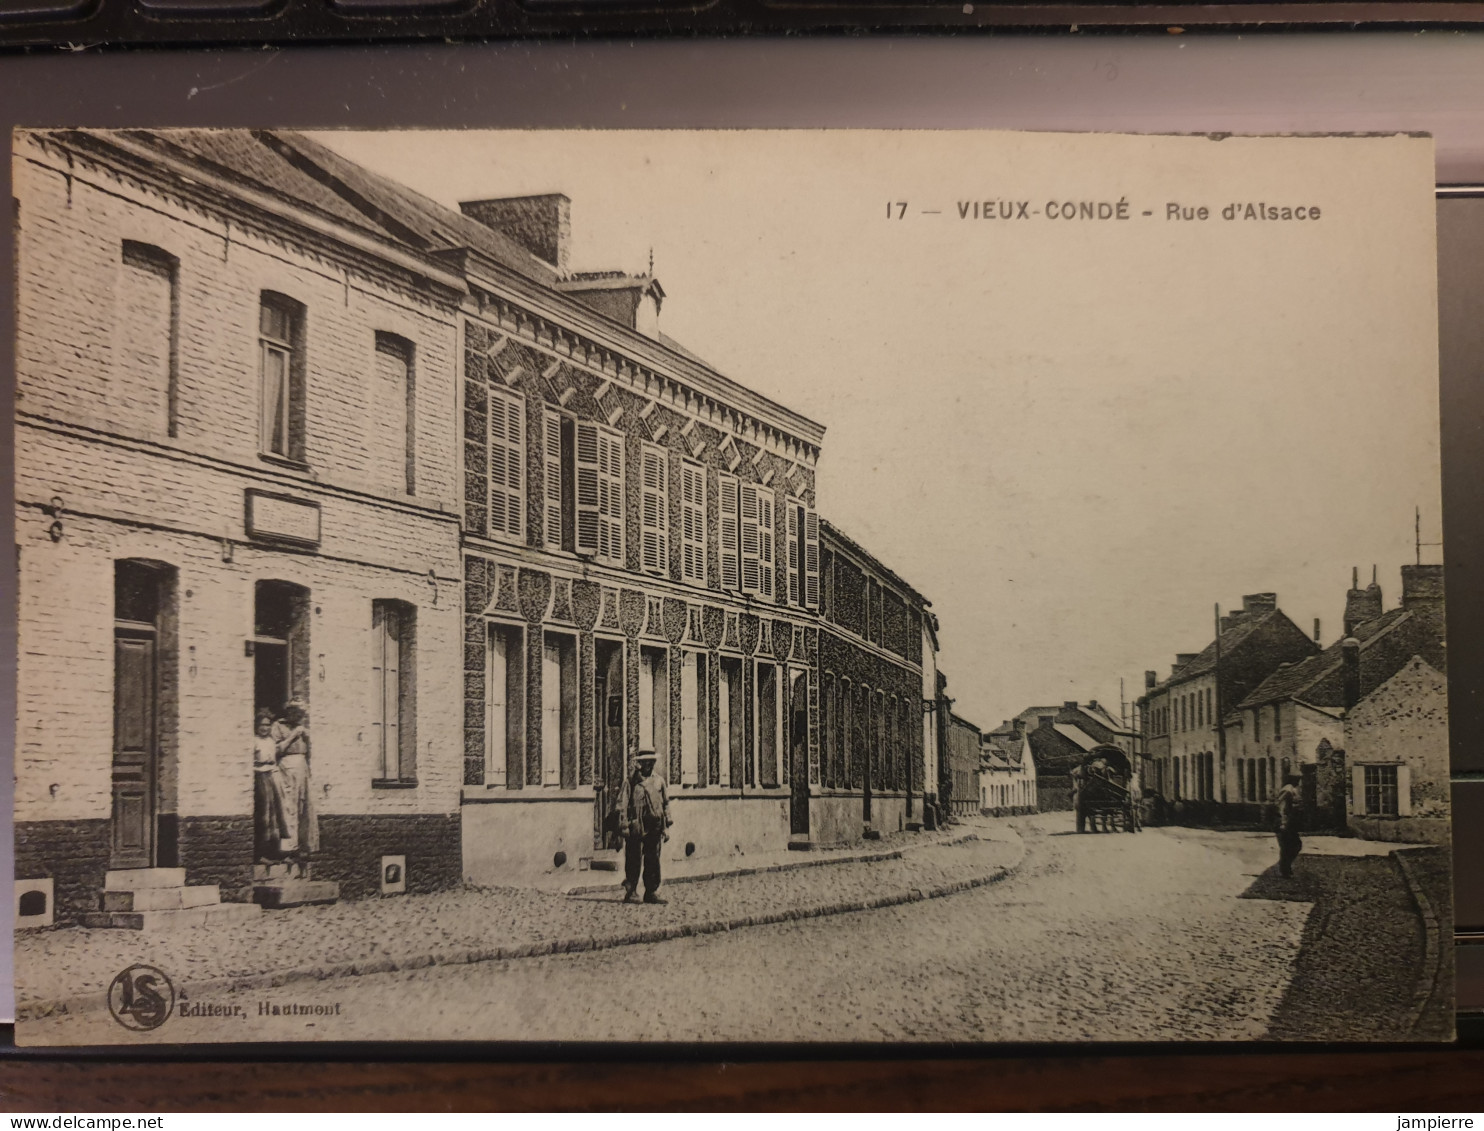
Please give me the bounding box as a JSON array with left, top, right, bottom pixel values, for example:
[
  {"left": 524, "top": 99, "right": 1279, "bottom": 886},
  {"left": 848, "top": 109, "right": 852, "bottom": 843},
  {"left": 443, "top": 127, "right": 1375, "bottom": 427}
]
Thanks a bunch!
[{"left": 309, "top": 129, "right": 1442, "bottom": 732}]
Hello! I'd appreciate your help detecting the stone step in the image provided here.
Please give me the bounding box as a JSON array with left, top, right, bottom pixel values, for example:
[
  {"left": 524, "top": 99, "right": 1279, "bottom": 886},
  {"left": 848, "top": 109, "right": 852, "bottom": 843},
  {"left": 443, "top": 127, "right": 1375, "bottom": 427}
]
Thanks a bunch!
[
  {"left": 104, "top": 868, "right": 187, "bottom": 891},
  {"left": 584, "top": 853, "right": 621, "bottom": 872},
  {"left": 253, "top": 862, "right": 303, "bottom": 882},
  {"left": 101, "top": 885, "right": 221, "bottom": 912},
  {"left": 81, "top": 902, "right": 261, "bottom": 931},
  {"left": 252, "top": 878, "right": 340, "bottom": 909}
]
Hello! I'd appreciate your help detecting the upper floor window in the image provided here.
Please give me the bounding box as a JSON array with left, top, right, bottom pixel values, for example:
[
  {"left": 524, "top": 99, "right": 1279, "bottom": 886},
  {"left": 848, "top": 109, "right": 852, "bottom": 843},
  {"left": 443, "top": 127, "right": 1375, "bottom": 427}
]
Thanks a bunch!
[
  {"left": 1273, "top": 703, "right": 1282, "bottom": 740},
  {"left": 374, "top": 332, "right": 415, "bottom": 496},
  {"left": 740, "top": 483, "right": 775, "bottom": 600},
  {"left": 641, "top": 443, "right": 669, "bottom": 576},
  {"left": 784, "top": 497, "right": 820, "bottom": 609},
  {"left": 680, "top": 459, "right": 706, "bottom": 585},
  {"left": 119, "top": 241, "right": 178, "bottom": 438},
  {"left": 259, "top": 293, "right": 306, "bottom": 463},
  {"left": 487, "top": 385, "right": 524, "bottom": 543},
  {"left": 542, "top": 411, "right": 579, "bottom": 553},
  {"left": 575, "top": 422, "right": 623, "bottom": 566}
]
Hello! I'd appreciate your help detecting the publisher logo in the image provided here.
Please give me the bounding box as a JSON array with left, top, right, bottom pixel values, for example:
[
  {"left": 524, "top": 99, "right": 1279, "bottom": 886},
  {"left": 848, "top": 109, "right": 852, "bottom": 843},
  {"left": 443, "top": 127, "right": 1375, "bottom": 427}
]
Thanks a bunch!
[{"left": 107, "top": 964, "right": 175, "bottom": 1032}]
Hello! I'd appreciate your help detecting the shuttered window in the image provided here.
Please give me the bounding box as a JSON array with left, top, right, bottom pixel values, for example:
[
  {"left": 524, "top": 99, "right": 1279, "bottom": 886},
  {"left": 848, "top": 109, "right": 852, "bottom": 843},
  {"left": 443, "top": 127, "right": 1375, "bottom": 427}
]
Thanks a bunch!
[
  {"left": 719, "top": 473, "right": 740, "bottom": 591},
  {"left": 544, "top": 411, "right": 563, "bottom": 551},
  {"left": 488, "top": 386, "right": 524, "bottom": 542},
  {"left": 681, "top": 460, "right": 706, "bottom": 584},
  {"left": 576, "top": 423, "right": 623, "bottom": 565},
  {"left": 641, "top": 443, "right": 669, "bottom": 576},
  {"left": 757, "top": 485, "right": 775, "bottom": 600},
  {"left": 371, "top": 600, "right": 416, "bottom": 783},
  {"left": 785, "top": 498, "right": 802, "bottom": 606},
  {"left": 803, "top": 508, "right": 820, "bottom": 610},
  {"left": 740, "top": 483, "right": 761, "bottom": 595},
  {"left": 119, "top": 241, "right": 177, "bottom": 438}
]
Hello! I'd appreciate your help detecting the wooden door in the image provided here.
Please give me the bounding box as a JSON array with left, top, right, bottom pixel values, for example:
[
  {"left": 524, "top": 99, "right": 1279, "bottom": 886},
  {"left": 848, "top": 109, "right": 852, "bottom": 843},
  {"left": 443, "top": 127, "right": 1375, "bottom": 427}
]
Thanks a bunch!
[
  {"left": 595, "top": 641, "right": 626, "bottom": 850},
  {"left": 112, "top": 625, "right": 157, "bottom": 869},
  {"left": 789, "top": 671, "right": 810, "bottom": 835}
]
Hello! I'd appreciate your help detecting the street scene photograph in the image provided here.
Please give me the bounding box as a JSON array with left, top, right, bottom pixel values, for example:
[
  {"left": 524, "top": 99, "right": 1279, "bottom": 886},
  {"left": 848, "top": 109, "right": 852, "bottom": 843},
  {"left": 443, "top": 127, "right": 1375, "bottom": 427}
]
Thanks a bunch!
[{"left": 10, "top": 126, "right": 1451, "bottom": 1044}]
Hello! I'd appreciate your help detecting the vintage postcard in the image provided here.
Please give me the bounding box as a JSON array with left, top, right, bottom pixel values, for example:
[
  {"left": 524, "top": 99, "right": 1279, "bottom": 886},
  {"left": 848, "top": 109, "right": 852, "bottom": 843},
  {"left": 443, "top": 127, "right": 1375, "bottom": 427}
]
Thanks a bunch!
[{"left": 11, "top": 128, "right": 1450, "bottom": 1044}]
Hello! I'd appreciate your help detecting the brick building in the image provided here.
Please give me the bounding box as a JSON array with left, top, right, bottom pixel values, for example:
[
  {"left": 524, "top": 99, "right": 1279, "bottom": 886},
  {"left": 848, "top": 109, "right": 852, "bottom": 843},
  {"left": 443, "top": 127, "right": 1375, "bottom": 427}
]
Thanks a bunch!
[
  {"left": 989, "top": 701, "right": 1133, "bottom": 812},
  {"left": 14, "top": 129, "right": 467, "bottom": 923},
  {"left": 15, "top": 128, "right": 952, "bottom": 914}
]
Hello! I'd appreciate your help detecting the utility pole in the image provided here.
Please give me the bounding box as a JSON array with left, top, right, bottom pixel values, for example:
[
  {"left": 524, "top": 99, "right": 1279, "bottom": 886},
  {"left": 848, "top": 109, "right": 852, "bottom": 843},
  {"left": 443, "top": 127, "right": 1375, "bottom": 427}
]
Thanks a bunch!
[{"left": 1214, "top": 603, "right": 1227, "bottom": 805}]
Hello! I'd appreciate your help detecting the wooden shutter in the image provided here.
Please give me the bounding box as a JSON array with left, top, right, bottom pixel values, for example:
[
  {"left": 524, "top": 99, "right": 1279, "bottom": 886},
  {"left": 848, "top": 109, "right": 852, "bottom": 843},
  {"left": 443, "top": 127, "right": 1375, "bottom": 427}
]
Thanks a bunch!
[
  {"left": 641, "top": 444, "right": 668, "bottom": 575},
  {"left": 1351, "top": 764, "right": 1365, "bottom": 814},
  {"left": 681, "top": 652, "right": 699, "bottom": 785},
  {"left": 1397, "top": 764, "right": 1413, "bottom": 816},
  {"left": 681, "top": 461, "right": 706, "bottom": 584},
  {"left": 542, "top": 636, "right": 561, "bottom": 785},
  {"left": 488, "top": 387, "right": 524, "bottom": 541},
  {"left": 372, "top": 603, "right": 400, "bottom": 780},
  {"left": 599, "top": 429, "right": 624, "bottom": 564},
  {"left": 804, "top": 509, "right": 820, "bottom": 610},
  {"left": 544, "top": 412, "right": 563, "bottom": 551},
  {"left": 785, "top": 500, "right": 801, "bottom": 606},
  {"left": 739, "top": 483, "right": 761, "bottom": 595},
  {"left": 574, "top": 421, "right": 600, "bottom": 555},
  {"left": 757, "top": 486, "right": 775, "bottom": 600},
  {"left": 720, "top": 473, "right": 740, "bottom": 591},
  {"left": 486, "top": 625, "right": 508, "bottom": 786}
]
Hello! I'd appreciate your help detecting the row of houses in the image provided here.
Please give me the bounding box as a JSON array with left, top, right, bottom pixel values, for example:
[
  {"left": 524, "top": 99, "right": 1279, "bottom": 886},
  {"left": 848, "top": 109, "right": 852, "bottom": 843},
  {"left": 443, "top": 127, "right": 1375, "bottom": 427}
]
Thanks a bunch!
[
  {"left": 14, "top": 129, "right": 970, "bottom": 925},
  {"left": 1133, "top": 568, "right": 1449, "bottom": 844}
]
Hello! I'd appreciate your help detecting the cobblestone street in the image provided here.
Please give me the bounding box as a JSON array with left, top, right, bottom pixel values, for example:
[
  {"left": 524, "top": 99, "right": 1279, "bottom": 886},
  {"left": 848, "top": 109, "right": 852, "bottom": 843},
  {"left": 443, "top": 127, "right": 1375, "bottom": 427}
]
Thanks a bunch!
[{"left": 25, "top": 812, "right": 1446, "bottom": 1045}]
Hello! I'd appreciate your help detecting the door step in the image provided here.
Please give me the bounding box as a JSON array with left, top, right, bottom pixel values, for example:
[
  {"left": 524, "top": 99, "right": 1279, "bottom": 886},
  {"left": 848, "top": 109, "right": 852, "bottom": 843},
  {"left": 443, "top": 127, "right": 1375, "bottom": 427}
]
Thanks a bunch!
[
  {"left": 102, "top": 885, "right": 220, "bottom": 912},
  {"left": 82, "top": 903, "right": 261, "bottom": 931},
  {"left": 583, "top": 852, "right": 621, "bottom": 872},
  {"left": 252, "top": 878, "right": 340, "bottom": 909},
  {"left": 104, "top": 867, "right": 187, "bottom": 890}
]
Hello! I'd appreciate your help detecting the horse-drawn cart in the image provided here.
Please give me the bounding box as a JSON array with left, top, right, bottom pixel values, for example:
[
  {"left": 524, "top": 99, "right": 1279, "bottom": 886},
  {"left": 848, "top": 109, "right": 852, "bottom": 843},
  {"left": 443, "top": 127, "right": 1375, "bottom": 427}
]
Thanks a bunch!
[{"left": 1072, "top": 744, "right": 1141, "bottom": 833}]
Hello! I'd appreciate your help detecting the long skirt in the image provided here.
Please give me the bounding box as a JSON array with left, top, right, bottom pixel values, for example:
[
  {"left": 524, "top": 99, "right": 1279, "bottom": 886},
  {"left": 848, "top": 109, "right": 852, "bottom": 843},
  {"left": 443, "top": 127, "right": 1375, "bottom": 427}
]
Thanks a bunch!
[
  {"left": 276, "top": 753, "right": 320, "bottom": 856},
  {"left": 253, "top": 769, "right": 289, "bottom": 861}
]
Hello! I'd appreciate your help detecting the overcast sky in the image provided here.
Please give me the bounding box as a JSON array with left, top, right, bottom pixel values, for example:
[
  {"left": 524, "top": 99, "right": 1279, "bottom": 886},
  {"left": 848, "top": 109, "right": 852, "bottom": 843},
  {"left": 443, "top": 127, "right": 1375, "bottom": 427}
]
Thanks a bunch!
[{"left": 309, "top": 130, "right": 1442, "bottom": 732}]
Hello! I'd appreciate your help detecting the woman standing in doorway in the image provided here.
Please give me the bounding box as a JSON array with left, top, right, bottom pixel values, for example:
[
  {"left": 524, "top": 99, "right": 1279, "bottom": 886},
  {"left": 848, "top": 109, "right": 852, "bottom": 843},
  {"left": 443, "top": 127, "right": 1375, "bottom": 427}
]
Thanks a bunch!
[{"left": 273, "top": 700, "right": 319, "bottom": 877}]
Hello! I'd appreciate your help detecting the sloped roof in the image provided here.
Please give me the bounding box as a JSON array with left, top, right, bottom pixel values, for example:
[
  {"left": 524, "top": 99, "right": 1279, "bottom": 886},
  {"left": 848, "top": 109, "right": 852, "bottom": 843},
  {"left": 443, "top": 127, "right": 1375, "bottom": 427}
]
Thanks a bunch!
[
  {"left": 1053, "top": 723, "right": 1102, "bottom": 752},
  {"left": 1167, "top": 609, "right": 1281, "bottom": 682},
  {"left": 1239, "top": 607, "right": 1413, "bottom": 710}
]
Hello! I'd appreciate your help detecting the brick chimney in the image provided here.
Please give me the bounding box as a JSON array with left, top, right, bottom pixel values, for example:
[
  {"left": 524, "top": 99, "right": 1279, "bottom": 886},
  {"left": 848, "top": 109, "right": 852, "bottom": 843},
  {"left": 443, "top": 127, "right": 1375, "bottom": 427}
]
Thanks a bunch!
[
  {"left": 1313, "top": 617, "right": 1322, "bottom": 643},
  {"left": 1037, "top": 715, "right": 1054, "bottom": 732},
  {"left": 1144, "top": 670, "right": 1157, "bottom": 690},
  {"left": 1343, "top": 565, "right": 1384, "bottom": 636},
  {"left": 1342, "top": 636, "right": 1362, "bottom": 709},
  {"left": 1174, "top": 653, "right": 1198, "bottom": 674},
  {"left": 1242, "top": 593, "right": 1278, "bottom": 615},
  {"left": 1401, "top": 563, "right": 1444, "bottom": 609},
  {"left": 459, "top": 194, "right": 571, "bottom": 273}
]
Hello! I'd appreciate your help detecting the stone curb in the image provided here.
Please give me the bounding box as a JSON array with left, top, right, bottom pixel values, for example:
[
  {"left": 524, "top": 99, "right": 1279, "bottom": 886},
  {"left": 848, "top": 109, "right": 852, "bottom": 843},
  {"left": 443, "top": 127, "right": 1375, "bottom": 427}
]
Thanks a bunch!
[
  {"left": 17, "top": 834, "right": 1015, "bottom": 1024},
  {"left": 559, "top": 831, "right": 982, "bottom": 896},
  {"left": 1391, "top": 846, "right": 1447, "bottom": 1036}
]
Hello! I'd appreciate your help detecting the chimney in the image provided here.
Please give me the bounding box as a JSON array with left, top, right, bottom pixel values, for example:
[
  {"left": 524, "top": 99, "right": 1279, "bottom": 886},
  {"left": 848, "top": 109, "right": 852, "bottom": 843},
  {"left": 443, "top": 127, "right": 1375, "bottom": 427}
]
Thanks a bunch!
[
  {"left": 1401, "top": 563, "right": 1444, "bottom": 609},
  {"left": 1313, "top": 617, "right": 1322, "bottom": 643},
  {"left": 1175, "top": 653, "right": 1198, "bottom": 672},
  {"left": 1342, "top": 636, "right": 1361, "bottom": 709},
  {"left": 1144, "top": 670, "right": 1157, "bottom": 690},
  {"left": 459, "top": 194, "right": 571, "bottom": 273},
  {"left": 1037, "top": 715, "right": 1054, "bottom": 732},
  {"left": 1063, "top": 701, "right": 1078, "bottom": 711},
  {"left": 558, "top": 271, "right": 665, "bottom": 338},
  {"left": 1088, "top": 699, "right": 1099, "bottom": 711},
  {"left": 1343, "top": 565, "right": 1384, "bottom": 635},
  {"left": 1242, "top": 593, "right": 1278, "bottom": 615}
]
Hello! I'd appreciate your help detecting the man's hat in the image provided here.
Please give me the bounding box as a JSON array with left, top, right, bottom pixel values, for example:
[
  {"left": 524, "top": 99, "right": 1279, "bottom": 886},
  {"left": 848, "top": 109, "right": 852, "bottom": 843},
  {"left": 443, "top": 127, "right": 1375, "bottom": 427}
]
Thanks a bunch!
[{"left": 634, "top": 749, "right": 659, "bottom": 764}]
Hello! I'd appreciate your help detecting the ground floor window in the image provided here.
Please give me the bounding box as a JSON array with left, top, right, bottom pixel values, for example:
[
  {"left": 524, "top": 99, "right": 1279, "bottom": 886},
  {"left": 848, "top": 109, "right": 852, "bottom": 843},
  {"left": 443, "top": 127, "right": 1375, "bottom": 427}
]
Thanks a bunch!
[
  {"left": 755, "top": 660, "right": 780, "bottom": 788},
  {"left": 1363, "top": 764, "right": 1400, "bottom": 816},
  {"left": 719, "top": 656, "right": 742, "bottom": 787},
  {"left": 639, "top": 646, "right": 670, "bottom": 776},
  {"left": 371, "top": 600, "right": 416, "bottom": 784},
  {"left": 680, "top": 651, "right": 707, "bottom": 786},
  {"left": 486, "top": 623, "right": 524, "bottom": 787}
]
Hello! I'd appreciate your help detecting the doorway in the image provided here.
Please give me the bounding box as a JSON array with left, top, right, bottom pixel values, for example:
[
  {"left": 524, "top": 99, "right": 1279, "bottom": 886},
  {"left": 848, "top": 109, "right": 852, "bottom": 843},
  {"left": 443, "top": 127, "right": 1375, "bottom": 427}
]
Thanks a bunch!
[
  {"left": 254, "top": 580, "right": 309, "bottom": 721},
  {"left": 595, "top": 639, "right": 625, "bottom": 850},
  {"left": 112, "top": 560, "right": 173, "bottom": 870},
  {"left": 788, "top": 669, "right": 810, "bottom": 836}
]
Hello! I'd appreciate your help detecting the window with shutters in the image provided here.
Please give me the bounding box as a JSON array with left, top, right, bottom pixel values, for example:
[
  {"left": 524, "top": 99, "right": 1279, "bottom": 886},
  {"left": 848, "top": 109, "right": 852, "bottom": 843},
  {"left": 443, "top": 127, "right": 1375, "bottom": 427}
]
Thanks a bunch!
[
  {"left": 803, "top": 508, "right": 820, "bottom": 610},
  {"left": 544, "top": 411, "right": 564, "bottom": 552},
  {"left": 681, "top": 460, "right": 706, "bottom": 585},
  {"left": 641, "top": 443, "right": 669, "bottom": 576},
  {"left": 371, "top": 600, "right": 416, "bottom": 784},
  {"left": 719, "top": 656, "right": 742, "bottom": 787},
  {"left": 487, "top": 386, "right": 524, "bottom": 543},
  {"left": 576, "top": 422, "right": 623, "bottom": 565},
  {"left": 756, "top": 660, "right": 780, "bottom": 788},
  {"left": 1363, "top": 765, "right": 1400, "bottom": 816},
  {"left": 681, "top": 651, "right": 705, "bottom": 785},
  {"left": 485, "top": 623, "right": 524, "bottom": 787},
  {"left": 542, "top": 633, "right": 577, "bottom": 787},
  {"left": 719, "top": 473, "right": 740, "bottom": 591},
  {"left": 119, "top": 241, "right": 178, "bottom": 439},
  {"left": 639, "top": 646, "right": 670, "bottom": 776},
  {"left": 785, "top": 499, "right": 802, "bottom": 606},
  {"left": 757, "top": 485, "right": 775, "bottom": 600},
  {"left": 259, "top": 292, "right": 306, "bottom": 463},
  {"left": 374, "top": 333, "right": 415, "bottom": 497}
]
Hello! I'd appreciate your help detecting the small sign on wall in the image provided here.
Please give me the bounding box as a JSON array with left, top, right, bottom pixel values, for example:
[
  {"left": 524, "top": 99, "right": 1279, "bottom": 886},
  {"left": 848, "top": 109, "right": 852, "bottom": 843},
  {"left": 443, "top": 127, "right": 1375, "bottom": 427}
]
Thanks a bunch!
[
  {"left": 380, "top": 855, "right": 407, "bottom": 896},
  {"left": 245, "top": 490, "right": 321, "bottom": 548}
]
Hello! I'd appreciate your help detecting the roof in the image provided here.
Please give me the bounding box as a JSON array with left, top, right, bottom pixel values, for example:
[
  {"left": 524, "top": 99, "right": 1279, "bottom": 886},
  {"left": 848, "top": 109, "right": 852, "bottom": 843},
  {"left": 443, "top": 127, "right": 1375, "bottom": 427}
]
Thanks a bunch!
[
  {"left": 1238, "top": 607, "right": 1413, "bottom": 710},
  {"left": 1053, "top": 724, "right": 1103, "bottom": 752},
  {"left": 819, "top": 518, "right": 932, "bottom": 608}
]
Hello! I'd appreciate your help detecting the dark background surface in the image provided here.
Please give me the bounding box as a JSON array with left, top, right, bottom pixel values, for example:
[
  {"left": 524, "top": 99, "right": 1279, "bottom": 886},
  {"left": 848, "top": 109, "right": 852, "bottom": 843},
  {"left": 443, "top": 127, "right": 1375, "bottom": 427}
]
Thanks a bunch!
[{"left": 4, "top": 37, "right": 1484, "bottom": 1109}]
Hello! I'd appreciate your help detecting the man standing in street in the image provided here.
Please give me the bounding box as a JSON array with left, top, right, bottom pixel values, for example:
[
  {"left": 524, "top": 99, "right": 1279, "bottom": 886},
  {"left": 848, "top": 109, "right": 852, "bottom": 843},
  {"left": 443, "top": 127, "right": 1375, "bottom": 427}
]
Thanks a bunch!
[
  {"left": 616, "top": 749, "right": 671, "bottom": 904},
  {"left": 1276, "top": 772, "right": 1303, "bottom": 878}
]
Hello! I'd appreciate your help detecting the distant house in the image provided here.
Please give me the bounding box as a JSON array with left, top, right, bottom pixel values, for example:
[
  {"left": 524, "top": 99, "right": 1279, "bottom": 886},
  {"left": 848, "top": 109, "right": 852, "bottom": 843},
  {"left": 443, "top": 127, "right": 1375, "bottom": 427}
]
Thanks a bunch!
[
  {"left": 991, "top": 701, "right": 1134, "bottom": 812},
  {"left": 944, "top": 712, "right": 983, "bottom": 817},
  {"left": 1342, "top": 656, "right": 1449, "bottom": 845},
  {"left": 1230, "top": 564, "right": 1446, "bottom": 826},
  {"left": 1136, "top": 592, "right": 1319, "bottom": 812},
  {"left": 979, "top": 734, "right": 1038, "bottom": 815}
]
